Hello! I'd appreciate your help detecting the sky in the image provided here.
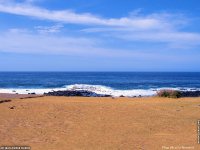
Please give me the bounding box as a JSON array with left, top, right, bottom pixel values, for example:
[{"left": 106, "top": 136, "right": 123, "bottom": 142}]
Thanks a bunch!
[{"left": 0, "top": 0, "right": 200, "bottom": 71}]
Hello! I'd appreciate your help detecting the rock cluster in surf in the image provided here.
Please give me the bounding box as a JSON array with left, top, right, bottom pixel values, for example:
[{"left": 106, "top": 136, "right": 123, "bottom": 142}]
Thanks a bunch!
[
  {"left": 44, "top": 90, "right": 200, "bottom": 98},
  {"left": 44, "top": 90, "right": 111, "bottom": 97},
  {"left": 180, "top": 91, "right": 200, "bottom": 97}
]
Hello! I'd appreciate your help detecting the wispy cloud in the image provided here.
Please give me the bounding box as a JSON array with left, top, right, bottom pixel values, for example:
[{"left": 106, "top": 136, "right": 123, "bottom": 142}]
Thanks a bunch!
[
  {"left": 0, "top": 1, "right": 174, "bottom": 30},
  {"left": 0, "top": 28, "right": 151, "bottom": 58},
  {"left": 83, "top": 28, "right": 200, "bottom": 48},
  {"left": 0, "top": 29, "right": 96, "bottom": 55},
  {"left": 35, "top": 24, "right": 64, "bottom": 33},
  {"left": 0, "top": 0, "right": 200, "bottom": 50}
]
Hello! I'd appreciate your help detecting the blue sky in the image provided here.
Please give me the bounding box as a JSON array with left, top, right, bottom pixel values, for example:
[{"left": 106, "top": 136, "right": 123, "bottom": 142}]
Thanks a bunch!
[{"left": 0, "top": 0, "right": 200, "bottom": 71}]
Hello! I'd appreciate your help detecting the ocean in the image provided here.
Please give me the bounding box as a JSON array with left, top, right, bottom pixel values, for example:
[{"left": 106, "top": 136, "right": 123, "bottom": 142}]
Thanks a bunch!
[{"left": 0, "top": 72, "right": 200, "bottom": 97}]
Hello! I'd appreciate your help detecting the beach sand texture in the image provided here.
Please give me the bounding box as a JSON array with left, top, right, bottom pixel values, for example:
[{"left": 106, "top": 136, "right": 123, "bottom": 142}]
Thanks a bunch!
[{"left": 0, "top": 96, "right": 200, "bottom": 150}]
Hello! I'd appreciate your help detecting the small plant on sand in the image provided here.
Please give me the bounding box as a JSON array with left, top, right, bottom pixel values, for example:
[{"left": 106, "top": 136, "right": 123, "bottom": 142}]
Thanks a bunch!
[{"left": 157, "top": 90, "right": 181, "bottom": 98}]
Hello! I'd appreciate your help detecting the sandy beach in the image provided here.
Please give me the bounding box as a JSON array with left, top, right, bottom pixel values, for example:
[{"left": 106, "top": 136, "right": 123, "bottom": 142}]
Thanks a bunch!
[{"left": 0, "top": 95, "right": 200, "bottom": 150}]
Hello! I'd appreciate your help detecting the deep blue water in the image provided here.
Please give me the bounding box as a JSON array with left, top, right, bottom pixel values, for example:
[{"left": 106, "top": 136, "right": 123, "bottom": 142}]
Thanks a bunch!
[{"left": 0, "top": 72, "right": 200, "bottom": 90}]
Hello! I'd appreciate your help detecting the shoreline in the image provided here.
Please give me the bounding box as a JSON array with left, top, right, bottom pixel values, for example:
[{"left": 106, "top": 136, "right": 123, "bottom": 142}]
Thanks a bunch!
[
  {"left": 1, "top": 89, "right": 200, "bottom": 100},
  {"left": 1, "top": 84, "right": 200, "bottom": 97},
  {"left": 0, "top": 93, "right": 42, "bottom": 100}
]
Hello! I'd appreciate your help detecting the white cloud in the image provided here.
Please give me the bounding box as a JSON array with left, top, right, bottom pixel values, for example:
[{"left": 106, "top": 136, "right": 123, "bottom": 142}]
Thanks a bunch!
[
  {"left": 0, "top": 29, "right": 96, "bottom": 55},
  {"left": 81, "top": 25, "right": 200, "bottom": 48},
  {"left": 35, "top": 24, "right": 64, "bottom": 33},
  {"left": 108, "top": 30, "right": 200, "bottom": 48},
  {"left": 0, "top": 0, "right": 200, "bottom": 50},
  {"left": 0, "top": 28, "right": 198, "bottom": 64},
  {"left": 0, "top": 29, "right": 149, "bottom": 58},
  {"left": 0, "top": 1, "right": 174, "bottom": 30}
]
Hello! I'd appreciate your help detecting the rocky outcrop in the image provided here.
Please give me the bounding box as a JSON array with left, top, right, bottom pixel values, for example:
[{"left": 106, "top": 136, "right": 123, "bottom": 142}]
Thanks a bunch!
[
  {"left": 180, "top": 91, "right": 200, "bottom": 97},
  {"left": 45, "top": 90, "right": 200, "bottom": 98},
  {"left": 44, "top": 90, "right": 111, "bottom": 97}
]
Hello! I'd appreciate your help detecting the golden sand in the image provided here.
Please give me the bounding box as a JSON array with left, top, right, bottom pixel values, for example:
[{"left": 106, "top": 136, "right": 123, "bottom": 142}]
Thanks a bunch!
[{"left": 0, "top": 96, "right": 200, "bottom": 150}]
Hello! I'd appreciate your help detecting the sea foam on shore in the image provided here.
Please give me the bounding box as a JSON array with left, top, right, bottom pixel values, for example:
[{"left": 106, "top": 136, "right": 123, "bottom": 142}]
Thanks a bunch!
[
  {"left": 0, "top": 84, "right": 156, "bottom": 96},
  {"left": 0, "top": 84, "right": 200, "bottom": 97}
]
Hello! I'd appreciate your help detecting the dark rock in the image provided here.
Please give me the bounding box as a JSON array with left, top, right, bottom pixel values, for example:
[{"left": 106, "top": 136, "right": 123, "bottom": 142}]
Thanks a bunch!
[
  {"left": 0, "top": 99, "right": 11, "bottom": 104},
  {"left": 28, "top": 92, "right": 36, "bottom": 95},
  {"left": 44, "top": 90, "right": 111, "bottom": 97},
  {"left": 180, "top": 91, "right": 200, "bottom": 97}
]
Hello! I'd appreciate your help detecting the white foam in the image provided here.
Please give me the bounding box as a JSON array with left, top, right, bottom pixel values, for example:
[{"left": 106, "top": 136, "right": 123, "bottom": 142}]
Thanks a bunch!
[
  {"left": 0, "top": 87, "right": 66, "bottom": 95},
  {"left": 0, "top": 84, "right": 199, "bottom": 97},
  {"left": 65, "top": 84, "right": 156, "bottom": 97}
]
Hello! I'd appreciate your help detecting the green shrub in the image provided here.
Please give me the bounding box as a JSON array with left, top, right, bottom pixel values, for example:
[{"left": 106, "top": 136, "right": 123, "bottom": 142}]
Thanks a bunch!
[{"left": 157, "top": 90, "right": 181, "bottom": 98}]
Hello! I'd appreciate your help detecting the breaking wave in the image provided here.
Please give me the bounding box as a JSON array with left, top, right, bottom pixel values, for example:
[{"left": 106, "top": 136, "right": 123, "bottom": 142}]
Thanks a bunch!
[{"left": 0, "top": 84, "right": 200, "bottom": 97}]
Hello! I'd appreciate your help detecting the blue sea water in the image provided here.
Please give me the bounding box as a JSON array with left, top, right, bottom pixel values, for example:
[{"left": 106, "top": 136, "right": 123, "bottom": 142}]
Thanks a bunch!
[{"left": 0, "top": 72, "right": 200, "bottom": 96}]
